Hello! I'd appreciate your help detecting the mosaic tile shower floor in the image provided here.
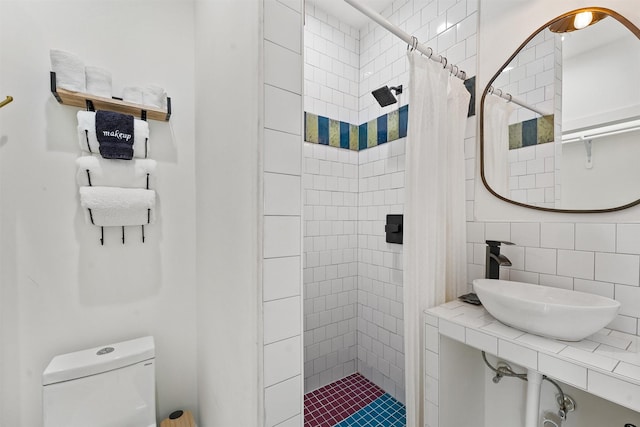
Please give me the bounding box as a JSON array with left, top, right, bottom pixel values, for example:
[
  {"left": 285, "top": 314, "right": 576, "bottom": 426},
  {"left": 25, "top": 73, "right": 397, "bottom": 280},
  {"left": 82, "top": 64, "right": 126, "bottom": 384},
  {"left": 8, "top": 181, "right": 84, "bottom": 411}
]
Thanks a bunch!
[{"left": 304, "top": 373, "right": 406, "bottom": 427}]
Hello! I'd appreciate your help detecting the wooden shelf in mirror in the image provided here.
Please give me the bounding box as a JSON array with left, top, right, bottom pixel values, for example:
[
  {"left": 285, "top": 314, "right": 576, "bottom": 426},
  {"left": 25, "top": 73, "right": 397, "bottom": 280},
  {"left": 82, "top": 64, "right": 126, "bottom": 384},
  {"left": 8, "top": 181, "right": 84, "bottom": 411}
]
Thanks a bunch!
[{"left": 50, "top": 72, "right": 171, "bottom": 122}]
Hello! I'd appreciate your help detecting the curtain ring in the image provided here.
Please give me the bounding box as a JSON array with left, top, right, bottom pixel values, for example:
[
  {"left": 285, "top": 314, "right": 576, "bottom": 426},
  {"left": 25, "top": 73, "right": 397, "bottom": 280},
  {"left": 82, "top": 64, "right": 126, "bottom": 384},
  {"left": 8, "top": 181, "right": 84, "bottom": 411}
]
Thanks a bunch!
[
  {"left": 507, "top": 93, "right": 513, "bottom": 103},
  {"left": 451, "top": 65, "right": 458, "bottom": 77},
  {"left": 460, "top": 70, "right": 467, "bottom": 80},
  {"left": 426, "top": 47, "right": 433, "bottom": 58},
  {"left": 441, "top": 56, "right": 447, "bottom": 69},
  {"left": 407, "top": 36, "right": 418, "bottom": 52}
]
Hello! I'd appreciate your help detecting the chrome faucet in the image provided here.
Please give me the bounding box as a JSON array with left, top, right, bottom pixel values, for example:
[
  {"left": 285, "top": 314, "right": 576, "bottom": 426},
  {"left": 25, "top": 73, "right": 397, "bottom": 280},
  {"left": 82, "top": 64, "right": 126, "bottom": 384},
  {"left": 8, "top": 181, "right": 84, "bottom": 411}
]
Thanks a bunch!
[{"left": 485, "top": 240, "right": 514, "bottom": 279}]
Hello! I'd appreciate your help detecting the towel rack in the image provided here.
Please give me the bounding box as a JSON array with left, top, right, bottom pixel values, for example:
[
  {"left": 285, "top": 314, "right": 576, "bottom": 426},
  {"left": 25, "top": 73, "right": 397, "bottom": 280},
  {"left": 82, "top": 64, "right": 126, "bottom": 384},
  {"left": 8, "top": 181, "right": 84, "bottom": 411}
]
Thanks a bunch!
[
  {"left": 50, "top": 72, "right": 171, "bottom": 121},
  {"left": 0, "top": 96, "right": 13, "bottom": 109}
]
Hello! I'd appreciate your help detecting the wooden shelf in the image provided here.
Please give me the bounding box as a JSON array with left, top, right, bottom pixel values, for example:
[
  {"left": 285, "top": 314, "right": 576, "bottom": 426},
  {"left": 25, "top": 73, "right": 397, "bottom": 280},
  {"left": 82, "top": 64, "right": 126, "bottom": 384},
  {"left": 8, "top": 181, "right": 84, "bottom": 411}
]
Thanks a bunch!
[{"left": 50, "top": 72, "right": 171, "bottom": 121}]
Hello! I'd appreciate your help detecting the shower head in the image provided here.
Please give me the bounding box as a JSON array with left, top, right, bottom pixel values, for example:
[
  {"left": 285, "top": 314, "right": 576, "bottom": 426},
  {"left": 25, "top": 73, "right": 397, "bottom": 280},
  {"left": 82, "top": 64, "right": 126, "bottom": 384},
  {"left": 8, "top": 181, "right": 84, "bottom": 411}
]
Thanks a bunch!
[{"left": 372, "top": 85, "right": 403, "bottom": 107}]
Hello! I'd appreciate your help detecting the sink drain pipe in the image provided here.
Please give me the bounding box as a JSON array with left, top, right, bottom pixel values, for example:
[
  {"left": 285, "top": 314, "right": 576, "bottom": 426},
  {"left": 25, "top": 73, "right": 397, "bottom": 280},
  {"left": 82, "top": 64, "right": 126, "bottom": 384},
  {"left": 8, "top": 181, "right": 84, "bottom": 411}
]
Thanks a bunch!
[
  {"left": 482, "top": 352, "right": 571, "bottom": 426},
  {"left": 525, "top": 370, "right": 543, "bottom": 427}
]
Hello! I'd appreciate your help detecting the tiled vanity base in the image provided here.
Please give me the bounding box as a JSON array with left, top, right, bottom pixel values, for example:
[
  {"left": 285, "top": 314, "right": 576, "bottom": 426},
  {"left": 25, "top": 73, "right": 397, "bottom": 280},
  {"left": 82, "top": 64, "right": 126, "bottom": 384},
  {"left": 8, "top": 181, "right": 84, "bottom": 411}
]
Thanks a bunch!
[{"left": 424, "top": 301, "right": 640, "bottom": 427}]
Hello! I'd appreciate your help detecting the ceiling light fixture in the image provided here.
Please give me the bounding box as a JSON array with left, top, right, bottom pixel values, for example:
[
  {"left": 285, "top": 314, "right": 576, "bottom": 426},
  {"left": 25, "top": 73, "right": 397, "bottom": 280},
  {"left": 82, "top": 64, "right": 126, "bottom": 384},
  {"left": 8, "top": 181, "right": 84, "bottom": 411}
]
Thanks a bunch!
[{"left": 573, "top": 11, "right": 594, "bottom": 30}]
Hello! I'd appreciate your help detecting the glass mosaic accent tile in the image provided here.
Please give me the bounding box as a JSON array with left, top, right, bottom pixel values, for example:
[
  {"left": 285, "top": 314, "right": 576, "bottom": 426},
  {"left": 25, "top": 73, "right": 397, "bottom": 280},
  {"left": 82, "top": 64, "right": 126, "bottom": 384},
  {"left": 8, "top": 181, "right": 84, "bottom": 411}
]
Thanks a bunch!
[
  {"left": 508, "top": 114, "right": 555, "bottom": 150},
  {"left": 303, "top": 373, "right": 385, "bottom": 427},
  {"left": 334, "top": 394, "right": 406, "bottom": 427},
  {"left": 303, "top": 107, "right": 410, "bottom": 152}
]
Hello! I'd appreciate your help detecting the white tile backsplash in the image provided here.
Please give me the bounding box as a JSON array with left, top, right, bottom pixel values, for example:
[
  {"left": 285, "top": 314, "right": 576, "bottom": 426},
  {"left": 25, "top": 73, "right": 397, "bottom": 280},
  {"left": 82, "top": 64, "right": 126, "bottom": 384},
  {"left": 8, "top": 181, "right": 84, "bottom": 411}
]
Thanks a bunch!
[
  {"left": 595, "top": 253, "right": 640, "bottom": 287},
  {"left": 575, "top": 223, "right": 616, "bottom": 253},
  {"left": 264, "top": 375, "right": 303, "bottom": 427}
]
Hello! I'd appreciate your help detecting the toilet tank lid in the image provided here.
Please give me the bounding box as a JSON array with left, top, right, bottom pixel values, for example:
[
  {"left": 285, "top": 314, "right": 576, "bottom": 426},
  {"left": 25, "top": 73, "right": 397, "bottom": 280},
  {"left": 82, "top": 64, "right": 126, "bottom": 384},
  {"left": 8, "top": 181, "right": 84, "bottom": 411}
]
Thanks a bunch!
[{"left": 42, "top": 336, "right": 155, "bottom": 386}]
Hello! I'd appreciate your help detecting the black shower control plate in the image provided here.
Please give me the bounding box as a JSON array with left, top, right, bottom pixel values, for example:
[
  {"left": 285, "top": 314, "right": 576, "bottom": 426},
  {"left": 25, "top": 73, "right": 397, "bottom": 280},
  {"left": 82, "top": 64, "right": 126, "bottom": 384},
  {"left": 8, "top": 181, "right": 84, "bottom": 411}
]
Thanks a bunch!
[{"left": 385, "top": 214, "right": 403, "bottom": 244}]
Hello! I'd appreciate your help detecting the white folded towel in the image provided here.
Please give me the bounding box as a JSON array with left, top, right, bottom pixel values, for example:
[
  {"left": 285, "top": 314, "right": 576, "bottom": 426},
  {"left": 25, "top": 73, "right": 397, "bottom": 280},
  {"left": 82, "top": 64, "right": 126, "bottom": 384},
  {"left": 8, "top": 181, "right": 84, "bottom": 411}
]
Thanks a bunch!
[
  {"left": 76, "top": 155, "right": 157, "bottom": 189},
  {"left": 85, "top": 66, "right": 112, "bottom": 99},
  {"left": 122, "top": 86, "right": 143, "bottom": 105},
  {"left": 77, "top": 111, "right": 150, "bottom": 158},
  {"left": 50, "top": 49, "right": 86, "bottom": 92},
  {"left": 79, "top": 186, "right": 156, "bottom": 226},
  {"left": 142, "top": 85, "right": 167, "bottom": 110}
]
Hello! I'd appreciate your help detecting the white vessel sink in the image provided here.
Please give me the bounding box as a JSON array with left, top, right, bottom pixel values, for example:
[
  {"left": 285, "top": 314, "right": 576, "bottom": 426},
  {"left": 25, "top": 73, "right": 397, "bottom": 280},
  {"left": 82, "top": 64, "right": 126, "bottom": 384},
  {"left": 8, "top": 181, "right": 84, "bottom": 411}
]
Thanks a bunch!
[{"left": 473, "top": 279, "right": 621, "bottom": 341}]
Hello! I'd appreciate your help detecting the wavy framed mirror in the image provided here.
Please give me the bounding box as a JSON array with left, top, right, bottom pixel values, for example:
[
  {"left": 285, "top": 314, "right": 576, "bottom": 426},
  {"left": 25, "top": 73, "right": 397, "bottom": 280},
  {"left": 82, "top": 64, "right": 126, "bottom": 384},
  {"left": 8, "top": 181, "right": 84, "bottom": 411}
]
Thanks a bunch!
[{"left": 480, "top": 8, "right": 640, "bottom": 213}]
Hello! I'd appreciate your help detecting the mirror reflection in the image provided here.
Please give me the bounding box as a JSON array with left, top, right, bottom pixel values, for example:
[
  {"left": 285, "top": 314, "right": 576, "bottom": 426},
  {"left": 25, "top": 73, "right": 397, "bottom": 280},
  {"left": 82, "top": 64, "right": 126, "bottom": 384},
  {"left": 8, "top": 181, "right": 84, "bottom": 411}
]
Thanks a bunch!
[{"left": 481, "top": 9, "right": 640, "bottom": 211}]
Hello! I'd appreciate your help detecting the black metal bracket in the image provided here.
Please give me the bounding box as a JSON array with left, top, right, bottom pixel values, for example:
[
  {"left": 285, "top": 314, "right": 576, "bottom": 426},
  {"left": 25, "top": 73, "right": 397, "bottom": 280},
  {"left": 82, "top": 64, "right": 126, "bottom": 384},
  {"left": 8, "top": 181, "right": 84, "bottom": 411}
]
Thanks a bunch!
[{"left": 385, "top": 214, "right": 403, "bottom": 244}]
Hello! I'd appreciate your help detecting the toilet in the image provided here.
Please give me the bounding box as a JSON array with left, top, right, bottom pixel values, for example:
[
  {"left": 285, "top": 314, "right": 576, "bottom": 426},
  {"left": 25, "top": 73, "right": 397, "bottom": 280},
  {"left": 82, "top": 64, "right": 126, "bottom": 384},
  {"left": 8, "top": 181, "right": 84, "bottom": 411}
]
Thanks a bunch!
[{"left": 42, "top": 336, "right": 156, "bottom": 427}]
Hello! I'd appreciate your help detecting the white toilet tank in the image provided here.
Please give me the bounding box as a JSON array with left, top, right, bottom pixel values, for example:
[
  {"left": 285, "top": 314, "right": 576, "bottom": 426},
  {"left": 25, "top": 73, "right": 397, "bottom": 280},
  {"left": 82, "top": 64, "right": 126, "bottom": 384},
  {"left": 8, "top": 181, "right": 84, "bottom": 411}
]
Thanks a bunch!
[{"left": 42, "top": 336, "right": 156, "bottom": 427}]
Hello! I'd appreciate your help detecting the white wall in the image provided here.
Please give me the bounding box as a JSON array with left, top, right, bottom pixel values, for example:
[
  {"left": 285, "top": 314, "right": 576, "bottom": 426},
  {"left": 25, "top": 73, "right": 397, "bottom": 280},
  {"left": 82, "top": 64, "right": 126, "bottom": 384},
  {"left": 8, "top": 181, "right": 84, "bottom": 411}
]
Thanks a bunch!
[
  {"left": 0, "top": 1, "right": 197, "bottom": 425},
  {"left": 194, "top": 0, "right": 261, "bottom": 425},
  {"left": 562, "top": 131, "right": 640, "bottom": 209}
]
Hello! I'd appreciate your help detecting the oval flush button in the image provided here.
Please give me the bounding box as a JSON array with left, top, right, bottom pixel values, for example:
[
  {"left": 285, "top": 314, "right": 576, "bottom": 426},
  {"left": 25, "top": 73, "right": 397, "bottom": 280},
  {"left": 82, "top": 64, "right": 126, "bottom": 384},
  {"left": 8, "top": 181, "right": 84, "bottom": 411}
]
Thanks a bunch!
[{"left": 96, "top": 347, "right": 115, "bottom": 356}]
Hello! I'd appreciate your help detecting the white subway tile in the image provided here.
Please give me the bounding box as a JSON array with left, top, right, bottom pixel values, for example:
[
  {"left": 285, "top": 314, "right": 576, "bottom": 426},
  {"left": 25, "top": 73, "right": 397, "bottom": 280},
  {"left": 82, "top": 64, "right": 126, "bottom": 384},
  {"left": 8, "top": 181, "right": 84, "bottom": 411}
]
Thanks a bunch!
[
  {"left": 264, "top": 297, "right": 301, "bottom": 344},
  {"left": 264, "top": 256, "right": 301, "bottom": 301},
  {"left": 617, "top": 224, "right": 640, "bottom": 254},
  {"left": 265, "top": 375, "right": 302, "bottom": 427},
  {"left": 538, "top": 354, "right": 586, "bottom": 389},
  {"left": 265, "top": 173, "right": 301, "bottom": 216},
  {"left": 265, "top": 85, "right": 302, "bottom": 135},
  {"left": 573, "top": 278, "right": 613, "bottom": 298},
  {"left": 558, "top": 346, "right": 617, "bottom": 371},
  {"left": 439, "top": 319, "right": 465, "bottom": 343},
  {"left": 511, "top": 223, "right": 540, "bottom": 247},
  {"left": 264, "top": 216, "right": 301, "bottom": 258},
  {"left": 615, "top": 284, "right": 640, "bottom": 317},
  {"left": 595, "top": 253, "right": 640, "bottom": 286},
  {"left": 498, "top": 340, "right": 537, "bottom": 370},
  {"left": 425, "top": 325, "right": 440, "bottom": 353},
  {"left": 517, "top": 333, "right": 566, "bottom": 354},
  {"left": 266, "top": 130, "right": 301, "bottom": 175},
  {"left": 265, "top": 0, "right": 301, "bottom": 53},
  {"left": 557, "top": 250, "right": 594, "bottom": 280},
  {"left": 539, "top": 274, "right": 573, "bottom": 290},
  {"left": 265, "top": 336, "right": 302, "bottom": 387},
  {"left": 466, "top": 329, "right": 498, "bottom": 354},
  {"left": 540, "top": 223, "right": 574, "bottom": 250},
  {"left": 575, "top": 223, "right": 616, "bottom": 253},
  {"left": 524, "top": 247, "right": 556, "bottom": 274},
  {"left": 485, "top": 222, "right": 510, "bottom": 242},
  {"left": 265, "top": 40, "right": 302, "bottom": 94},
  {"left": 588, "top": 371, "right": 640, "bottom": 413}
]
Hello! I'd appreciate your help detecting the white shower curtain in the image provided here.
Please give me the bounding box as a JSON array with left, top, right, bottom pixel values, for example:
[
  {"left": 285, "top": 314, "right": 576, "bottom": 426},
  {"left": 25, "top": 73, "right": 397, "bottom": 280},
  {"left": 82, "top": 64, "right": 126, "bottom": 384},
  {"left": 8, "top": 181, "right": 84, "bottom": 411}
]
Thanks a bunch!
[
  {"left": 483, "top": 95, "right": 516, "bottom": 196},
  {"left": 403, "top": 52, "right": 470, "bottom": 427}
]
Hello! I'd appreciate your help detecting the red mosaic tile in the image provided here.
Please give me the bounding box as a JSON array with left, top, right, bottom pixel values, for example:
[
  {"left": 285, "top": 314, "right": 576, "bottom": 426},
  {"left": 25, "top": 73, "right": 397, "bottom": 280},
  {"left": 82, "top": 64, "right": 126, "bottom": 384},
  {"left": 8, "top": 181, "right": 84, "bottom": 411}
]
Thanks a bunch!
[{"left": 303, "top": 373, "right": 385, "bottom": 427}]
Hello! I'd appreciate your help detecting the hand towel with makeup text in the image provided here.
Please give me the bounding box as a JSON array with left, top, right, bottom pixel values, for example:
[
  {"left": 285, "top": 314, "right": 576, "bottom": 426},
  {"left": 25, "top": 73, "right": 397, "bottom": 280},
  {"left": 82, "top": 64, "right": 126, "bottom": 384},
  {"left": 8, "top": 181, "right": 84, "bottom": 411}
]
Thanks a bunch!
[{"left": 95, "top": 110, "right": 135, "bottom": 160}]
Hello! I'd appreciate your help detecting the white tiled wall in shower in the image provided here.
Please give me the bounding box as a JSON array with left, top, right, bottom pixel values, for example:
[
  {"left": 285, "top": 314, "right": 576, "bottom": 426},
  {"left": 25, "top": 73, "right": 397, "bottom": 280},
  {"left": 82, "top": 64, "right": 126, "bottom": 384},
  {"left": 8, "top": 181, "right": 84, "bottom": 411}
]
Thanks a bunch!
[
  {"left": 357, "top": 139, "right": 406, "bottom": 402},
  {"left": 358, "top": 0, "right": 478, "bottom": 124},
  {"left": 263, "top": 1, "right": 303, "bottom": 426},
  {"left": 304, "top": 4, "right": 360, "bottom": 124},
  {"left": 303, "top": 143, "right": 359, "bottom": 392}
]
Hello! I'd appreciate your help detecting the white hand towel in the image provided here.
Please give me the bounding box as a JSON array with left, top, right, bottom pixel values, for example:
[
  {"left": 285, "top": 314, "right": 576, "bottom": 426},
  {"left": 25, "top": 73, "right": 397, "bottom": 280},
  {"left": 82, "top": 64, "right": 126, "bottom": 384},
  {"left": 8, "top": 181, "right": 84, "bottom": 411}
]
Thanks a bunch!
[
  {"left": 122, "top": 86, "right": 143, "bottom": 105},
  {"left": 142, "top": 85, "right": 167, "bottom": 110},
  {"left": 79, "top": 186, "right": 156, "bottom": 226},
  {"left": 50, "top": 49, "right": 86, "bottom": 92},
  {"left": 85, "top": 66, "right": 112, "bottom": 99},
  {"left": 76, "top": 155, "right": 157, "bottom": 189},
  {"left": 77, "top": 111, "right": 150, "bottom": 158}
]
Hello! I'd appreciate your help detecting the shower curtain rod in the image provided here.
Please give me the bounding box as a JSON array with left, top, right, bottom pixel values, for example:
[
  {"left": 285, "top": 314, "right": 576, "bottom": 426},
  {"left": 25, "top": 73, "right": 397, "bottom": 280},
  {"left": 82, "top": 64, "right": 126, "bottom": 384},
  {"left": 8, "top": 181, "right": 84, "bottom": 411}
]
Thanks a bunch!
[
  {"left": 487, "top": 87, "right": 550, "bottom": 117},
  {"left": 343, "top": 0, "right": 550, "bottom": 117}
]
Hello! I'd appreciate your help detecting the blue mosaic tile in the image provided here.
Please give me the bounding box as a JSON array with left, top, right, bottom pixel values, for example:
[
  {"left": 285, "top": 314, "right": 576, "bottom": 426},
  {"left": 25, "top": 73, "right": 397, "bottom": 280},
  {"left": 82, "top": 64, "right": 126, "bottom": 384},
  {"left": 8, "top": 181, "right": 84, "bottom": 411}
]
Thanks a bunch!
[
  {"left": 318, "top": 116, "right": 329, "bottom": 145},
  {"left": 334, "top": 393, "right": 406, "bottom": 427},
  {"left": 340, "top": 121, "right": 350, "bottom": 149},
  {"left": 359, "top": 123, "right": 368, "bottom": 150},
  {"left": 377, "top": 114, "right": 388, "bottom": 144},
  {"left": 399, "top": 105, "right": 408, "bottom": 139},
  {"left": 522, "top": 118, "right": 538, "bottom": 147}
]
